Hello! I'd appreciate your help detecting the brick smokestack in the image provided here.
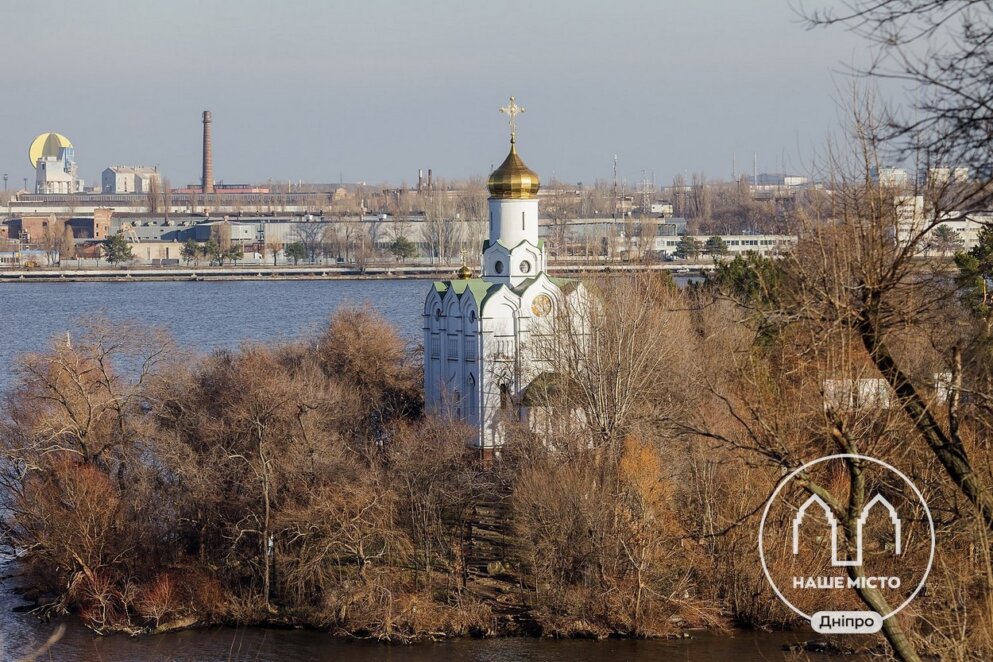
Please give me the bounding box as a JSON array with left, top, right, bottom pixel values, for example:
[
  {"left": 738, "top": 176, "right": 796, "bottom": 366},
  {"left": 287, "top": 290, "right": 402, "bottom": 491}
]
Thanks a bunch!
[{"left": 201, "top": 110, "right": 214, "bottom": 194}]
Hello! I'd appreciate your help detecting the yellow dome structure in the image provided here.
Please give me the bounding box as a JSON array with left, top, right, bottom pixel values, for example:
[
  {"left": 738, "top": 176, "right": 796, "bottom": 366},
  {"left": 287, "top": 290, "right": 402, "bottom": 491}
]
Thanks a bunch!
[
  {"left": 28, "top": 132, "right": 73, "bottom": 168},
  {"left": 488, "top": 142, "right": 540, "bottom": 199}
]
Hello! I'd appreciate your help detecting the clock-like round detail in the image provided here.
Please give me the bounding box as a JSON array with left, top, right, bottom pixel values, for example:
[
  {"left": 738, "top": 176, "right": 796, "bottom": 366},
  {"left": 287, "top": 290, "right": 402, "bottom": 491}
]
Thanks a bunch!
[
  {"left": 520, "top": 260, "right": 532, "bottom": 274},
  {"left": 531, "top": 294, "right": 553, "bottom": 317}
]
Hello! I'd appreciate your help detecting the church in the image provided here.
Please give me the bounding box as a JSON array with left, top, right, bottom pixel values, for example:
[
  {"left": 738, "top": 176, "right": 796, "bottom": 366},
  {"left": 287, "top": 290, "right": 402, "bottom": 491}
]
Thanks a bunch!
[{"left": 423, "top": 98, "right": 583, "bottom": 451}]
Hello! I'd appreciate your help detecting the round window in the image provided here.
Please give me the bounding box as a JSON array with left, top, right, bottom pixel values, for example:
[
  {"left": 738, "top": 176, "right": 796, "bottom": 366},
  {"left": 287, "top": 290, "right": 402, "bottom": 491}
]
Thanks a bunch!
[
  {"left": 520, "top": 260, "right": 532, "bottom": 274},
  {"left": 531, "top": 294, "right": 553, "bottom": 317},
  {"left": 494, "top": 260, "right": 504, "bottom": 274}
]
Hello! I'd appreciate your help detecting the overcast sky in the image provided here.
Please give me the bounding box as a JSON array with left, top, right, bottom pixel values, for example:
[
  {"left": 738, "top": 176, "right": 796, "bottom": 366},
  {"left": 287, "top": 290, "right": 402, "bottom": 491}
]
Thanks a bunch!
[{"left": 0, "top": 1, "right": 890, "bottom": 189}]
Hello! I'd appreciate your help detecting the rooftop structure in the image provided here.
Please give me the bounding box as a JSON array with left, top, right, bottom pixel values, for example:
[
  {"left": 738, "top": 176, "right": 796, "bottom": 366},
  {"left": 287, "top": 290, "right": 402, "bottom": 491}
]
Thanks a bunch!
[
  {"left": 102, "top": 166, "right": 159, "bottom": 194},
  {"left": 29, "top": 132, "right": 84, "bottom": 195}
]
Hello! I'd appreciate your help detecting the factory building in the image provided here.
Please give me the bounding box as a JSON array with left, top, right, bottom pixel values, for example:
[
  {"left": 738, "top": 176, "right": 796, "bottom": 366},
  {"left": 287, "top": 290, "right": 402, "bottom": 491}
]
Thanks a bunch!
[
  {"left": 30, "top": 132, "right": 84, "bottom": 194},
  {"left": 102, "top": 166, "right": 159, "bottom": 194}
]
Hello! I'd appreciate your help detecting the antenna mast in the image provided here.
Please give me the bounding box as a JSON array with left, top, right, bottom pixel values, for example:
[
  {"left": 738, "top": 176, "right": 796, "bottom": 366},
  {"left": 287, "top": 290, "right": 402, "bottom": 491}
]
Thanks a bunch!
[{"left": 612, "top": 154, "right": 619, "bottom": 220}]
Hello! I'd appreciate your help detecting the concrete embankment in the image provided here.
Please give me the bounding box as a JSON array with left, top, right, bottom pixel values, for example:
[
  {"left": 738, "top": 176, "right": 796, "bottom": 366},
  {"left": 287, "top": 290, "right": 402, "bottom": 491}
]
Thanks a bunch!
[{"left": 0, "top": 263, "right": 713, "bottom": 283}]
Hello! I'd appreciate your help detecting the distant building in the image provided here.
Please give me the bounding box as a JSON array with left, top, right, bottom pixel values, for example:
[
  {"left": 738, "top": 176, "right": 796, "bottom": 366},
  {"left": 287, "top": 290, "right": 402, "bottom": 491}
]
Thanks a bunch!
[
  {"left": 893, "top": 194, "right": 991, "bottom": 253},
  {"left": 756, "top": 173, "right": 809, "bottom": 187},
  {"left": 901, "top": 211, "right": 991, "bottom": 254},
  {"left": 171, "top": 184, "right": 270, "bottom": 194},
  {"left": 925, "top": 166, "right": 970, "bottom": 187},
  {"left": 652, "top": 234, "right": 796, "bottom": 258},
  {"left": 823, "top": 378, "right": 892, "bottom": 411},
  {"left": 871, "top": 166, "right": 910, "bottom": 188},
  {"left": 0, "top": 248, "right": 55, "bottom": 268},
  {"left": 29, "top": 132, "right": 84, "bottom": 194},
  {"left": 102, "top": 166, "right": 159, "bottom": 194},
  {"left": 3, "top": 215, "right": 61, "bottom": 243},
  {"left": 35, "top": 149, "right": 84, "bottom": 194},
  {"left": 650, "top": 201, "right": 674, "bottom": 217}
]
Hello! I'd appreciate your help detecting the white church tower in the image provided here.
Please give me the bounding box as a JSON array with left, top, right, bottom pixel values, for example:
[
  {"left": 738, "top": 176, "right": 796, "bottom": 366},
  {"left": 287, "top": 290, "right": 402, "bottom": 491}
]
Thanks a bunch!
[{"left": 423, "top": 97, "right": 578, "bottom": 453}]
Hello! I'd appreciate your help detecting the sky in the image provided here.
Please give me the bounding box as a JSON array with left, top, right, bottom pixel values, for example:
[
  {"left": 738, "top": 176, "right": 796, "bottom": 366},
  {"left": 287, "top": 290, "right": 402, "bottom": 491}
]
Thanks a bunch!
[{"left": 0, "top": 0, "right": 891, "bottom": 189}]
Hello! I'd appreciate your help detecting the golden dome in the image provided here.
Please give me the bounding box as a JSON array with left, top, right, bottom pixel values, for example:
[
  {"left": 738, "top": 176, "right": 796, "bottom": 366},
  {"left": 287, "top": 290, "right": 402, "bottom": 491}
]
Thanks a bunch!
[
  {"left": 457, "top": 263, "right": 473, "bottom": 279},
  {"left": 488, "top": 142, "right": 540, "bottom": 199}
]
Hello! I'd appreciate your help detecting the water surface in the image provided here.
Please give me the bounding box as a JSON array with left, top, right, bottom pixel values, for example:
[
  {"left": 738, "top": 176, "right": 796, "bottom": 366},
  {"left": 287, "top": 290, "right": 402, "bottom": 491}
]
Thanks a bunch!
[{"left": 0, "top": 279, "right": 426, "bottom": 390}]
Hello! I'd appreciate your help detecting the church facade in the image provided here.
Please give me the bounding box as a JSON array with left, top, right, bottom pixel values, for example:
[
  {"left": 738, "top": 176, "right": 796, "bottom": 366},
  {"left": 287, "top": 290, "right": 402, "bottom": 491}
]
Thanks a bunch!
[{"left": 423, "top": 99, "right": 582, "bottom": 450}]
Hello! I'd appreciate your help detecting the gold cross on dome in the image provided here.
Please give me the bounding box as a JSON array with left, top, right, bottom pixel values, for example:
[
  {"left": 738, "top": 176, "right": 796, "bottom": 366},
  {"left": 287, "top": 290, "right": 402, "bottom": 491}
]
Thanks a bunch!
[{"left": 499, "top": 96, "right": 525, "bottom": 144}]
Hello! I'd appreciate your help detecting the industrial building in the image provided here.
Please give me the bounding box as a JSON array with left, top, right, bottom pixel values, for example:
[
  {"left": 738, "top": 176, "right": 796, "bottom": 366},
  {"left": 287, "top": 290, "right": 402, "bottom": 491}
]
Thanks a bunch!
[
  {"left": 30, "top": 132, "right": 85, "bottom": 195},
  {"left": 102, "top": 166, "right": 159, "bottom": 194}
]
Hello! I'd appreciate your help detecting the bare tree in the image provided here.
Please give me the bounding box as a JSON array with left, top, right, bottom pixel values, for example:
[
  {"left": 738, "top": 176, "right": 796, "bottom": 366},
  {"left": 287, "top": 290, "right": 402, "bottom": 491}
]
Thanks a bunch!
[{"left": 803, "top": 0, "right": 993, "bottom": 208}]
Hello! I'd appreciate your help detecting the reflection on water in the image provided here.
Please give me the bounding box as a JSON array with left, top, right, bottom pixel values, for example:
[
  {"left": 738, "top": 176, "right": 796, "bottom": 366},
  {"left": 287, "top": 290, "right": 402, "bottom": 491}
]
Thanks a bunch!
[{"left": 0, "top": 608, "right": 827, "bottom": 662}]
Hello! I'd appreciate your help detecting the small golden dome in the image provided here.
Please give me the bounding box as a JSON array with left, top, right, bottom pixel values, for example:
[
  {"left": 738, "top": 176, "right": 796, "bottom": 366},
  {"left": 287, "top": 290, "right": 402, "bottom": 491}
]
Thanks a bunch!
[
  {"left": 457, "top": 263, "right": 473, "bottom": 279},
  {"left": 488, "top": 142, "right": 540, "bottom": 199}
]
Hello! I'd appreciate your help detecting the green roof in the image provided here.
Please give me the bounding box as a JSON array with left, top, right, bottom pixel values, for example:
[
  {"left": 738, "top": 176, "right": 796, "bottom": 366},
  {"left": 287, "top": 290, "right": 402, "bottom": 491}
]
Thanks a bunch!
[
  {"left": 482, "top": 238, "right": 544, "bottom": 253},
  {"left": 512, "top": 274, "right": 579, "bottom": 296},
  {"left": 548, "top": 275, "right": 580, "bottom": 294},
  {"left": 431, "top": 278, "right": 496, "bottom": 307},
  {"left": 432, "top": 272, "right": 580, "bottom": 314}
]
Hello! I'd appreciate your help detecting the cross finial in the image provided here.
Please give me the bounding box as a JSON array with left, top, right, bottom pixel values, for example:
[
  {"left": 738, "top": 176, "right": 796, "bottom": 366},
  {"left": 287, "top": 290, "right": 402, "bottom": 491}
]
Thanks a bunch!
[{"left": 499, "top": 96, "right": 525, "bottom": 145}]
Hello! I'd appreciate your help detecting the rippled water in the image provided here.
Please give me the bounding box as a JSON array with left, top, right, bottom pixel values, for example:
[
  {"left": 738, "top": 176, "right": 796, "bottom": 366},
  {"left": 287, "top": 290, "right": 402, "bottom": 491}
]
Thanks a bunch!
[
  {"left": 0, "top": 615, "right": 824, "bottom": 662},
  {"left": 0, "top": 279, "right": 427, "bottom": 391}
]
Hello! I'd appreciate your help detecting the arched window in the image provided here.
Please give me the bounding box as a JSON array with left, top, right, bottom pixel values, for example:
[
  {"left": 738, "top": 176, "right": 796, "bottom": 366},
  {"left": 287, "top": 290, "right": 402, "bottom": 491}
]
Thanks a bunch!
[
  {"left": 499, "top": 382, "right": 511, "bottom": 410},
  {"left": 454, "top": 390, "right": 462, "bottom": 419},
  {"left": 467, "top": 374, "right": 476, "bottom": 420}
]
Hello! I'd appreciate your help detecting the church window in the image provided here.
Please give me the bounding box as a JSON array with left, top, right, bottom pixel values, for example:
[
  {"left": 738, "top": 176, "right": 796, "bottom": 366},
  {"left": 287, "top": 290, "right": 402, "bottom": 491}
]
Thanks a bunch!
[
  {"left": 489, "top": 211, "right": 493, "bottom": 233},
  {"left": 499, "top": 382, "right": 511, "bottom": 409},
  {"left": 448, "top": 335, "right": 458, "bottom": 358},
  {"left": 434, "top": 308, "right": 442, "bottom": 321},
  {"left": 465, "top": 337, "right": 477, "bottom": 361},
  {"left": 469, "top": 310, "right": 477, "bottom": 323},
  {"left": 494, "top": 260, "right": 504, "bottom": 274},
  {"left": 519, "top": 260, "right": 532, "bottom": 274},
  {"left": 467, "top": 374, "right": 476, "bottom": 419},
  {"left": 522, "top": 211, "right": 525, "bottom": 230},
  {"left": 454, "top": 390, "right": 462, "bottom": 419},
  {"left": 430, "top": 335, "right": 440, "bottom": 358}
]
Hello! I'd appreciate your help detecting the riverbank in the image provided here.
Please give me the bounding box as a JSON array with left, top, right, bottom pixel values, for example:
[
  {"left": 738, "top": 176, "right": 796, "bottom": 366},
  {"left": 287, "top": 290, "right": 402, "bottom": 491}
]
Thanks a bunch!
[
  {"left": 0, "top": 611, "right": 839, "bottom": 662},
  {"left": 0, "top": 562, "right": 854, "bottom": 661},
  {"left": 0, "top": 263, "right": 712, "bottom": 283}
]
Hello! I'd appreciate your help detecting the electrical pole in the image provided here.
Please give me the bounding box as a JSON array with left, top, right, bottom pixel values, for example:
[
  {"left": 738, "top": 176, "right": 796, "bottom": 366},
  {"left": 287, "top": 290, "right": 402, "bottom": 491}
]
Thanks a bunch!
[{"left": 612, "top": 154, "right": 618, "bottom": 220}]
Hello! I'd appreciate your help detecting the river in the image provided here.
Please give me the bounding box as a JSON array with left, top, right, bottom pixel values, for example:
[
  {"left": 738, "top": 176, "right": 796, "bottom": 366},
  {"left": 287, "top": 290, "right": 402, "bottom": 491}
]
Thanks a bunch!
[
  {"left": 0, "top": 279, "right": 426, "bottom": 391},
  {"left": 0, "top": 616, "right": 825, "bottom": 661},
  {"left": 0, "top": 278, "right": 829, "bottom": 661}
]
